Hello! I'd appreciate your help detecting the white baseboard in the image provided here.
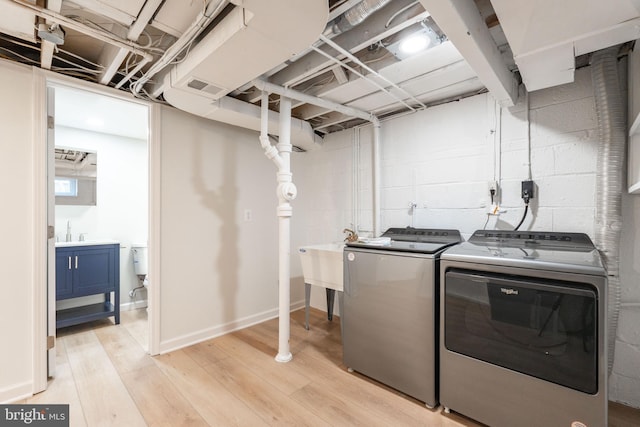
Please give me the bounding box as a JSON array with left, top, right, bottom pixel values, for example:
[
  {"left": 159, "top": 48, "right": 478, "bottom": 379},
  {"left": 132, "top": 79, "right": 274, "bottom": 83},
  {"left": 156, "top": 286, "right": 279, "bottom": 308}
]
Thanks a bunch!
[
  {"left": 120, "top": 300, "right": 148, "bottom": 312},
  {"left": 159, "top": 299, "right": 305, "bottom": 355},
  {"left": 0, "top": 381, "right": 33, "bottom": 404}
]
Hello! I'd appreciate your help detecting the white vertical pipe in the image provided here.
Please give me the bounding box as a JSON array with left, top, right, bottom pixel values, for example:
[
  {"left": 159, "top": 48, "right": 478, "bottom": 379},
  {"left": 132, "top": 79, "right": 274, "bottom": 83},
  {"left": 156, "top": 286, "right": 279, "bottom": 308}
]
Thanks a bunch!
[
  {"left": 275, "top": 96, "right": 294, "bottom": 363},
  {"left": 259, "top": 92, "right": 284, "bottom": 169},
  {"left": 352, "top": 128, "right": 360, "bottom": 234},
  {"left": 372, "top": 118, "right": 381, "bottom": 236}
]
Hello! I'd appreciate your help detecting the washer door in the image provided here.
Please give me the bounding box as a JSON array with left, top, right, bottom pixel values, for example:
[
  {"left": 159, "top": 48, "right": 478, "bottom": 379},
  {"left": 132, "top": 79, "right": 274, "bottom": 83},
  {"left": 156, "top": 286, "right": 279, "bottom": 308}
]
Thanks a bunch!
[{"left": 444, "top": 269, "right": 598, "bottom": 394}]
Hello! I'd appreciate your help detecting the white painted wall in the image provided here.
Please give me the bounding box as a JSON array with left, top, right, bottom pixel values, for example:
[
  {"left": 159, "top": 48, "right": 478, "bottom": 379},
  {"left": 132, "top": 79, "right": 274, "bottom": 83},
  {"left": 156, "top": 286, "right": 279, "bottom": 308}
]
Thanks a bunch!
[
  {"left": 292, "top": 65, "right": 640, "bottom": 408},
  {"left": 157, "top": 106, "right": 303, "bottom": 353},
  {"left": 0, "top": 59, "right": 298, "bottom": 402},
  {"left": 54, "top": 126, "right": 148, "bottom": 309},
  {"left": 0, "top": 60, "right": 36, "bottom": 402}
]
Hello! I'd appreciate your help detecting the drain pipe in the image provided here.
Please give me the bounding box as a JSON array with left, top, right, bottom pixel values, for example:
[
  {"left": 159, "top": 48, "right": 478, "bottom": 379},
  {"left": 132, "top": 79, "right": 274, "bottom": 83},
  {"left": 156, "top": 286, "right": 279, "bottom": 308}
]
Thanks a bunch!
[
  {"left": 254, "top": 79, "right": 381, "bottom": 235},
  {"left": 591, "top": 46, "right": 625, "bottom": 374},
  {"left": 260, "top": 91, "right": 296, "bottom": 362},
  {"left": 255, "top": 81, "right": 381, "bottom": 360}
]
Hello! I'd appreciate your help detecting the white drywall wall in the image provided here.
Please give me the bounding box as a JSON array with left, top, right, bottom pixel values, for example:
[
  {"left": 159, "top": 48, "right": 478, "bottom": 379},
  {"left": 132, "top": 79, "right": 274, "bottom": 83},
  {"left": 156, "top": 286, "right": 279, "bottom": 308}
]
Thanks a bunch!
[
  {"left": 157, "top": 105, "right": 302, "bottom": 352},
  {"left": 0, "top": 60, "right": 36, "bottom": 402}
]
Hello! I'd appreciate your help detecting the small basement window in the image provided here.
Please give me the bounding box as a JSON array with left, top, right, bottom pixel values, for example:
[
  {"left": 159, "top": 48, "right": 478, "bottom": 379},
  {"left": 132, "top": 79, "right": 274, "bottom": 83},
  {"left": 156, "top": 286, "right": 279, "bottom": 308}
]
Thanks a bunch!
[{"left": 54, "top": 177, "right": 78, "bottom": 197}]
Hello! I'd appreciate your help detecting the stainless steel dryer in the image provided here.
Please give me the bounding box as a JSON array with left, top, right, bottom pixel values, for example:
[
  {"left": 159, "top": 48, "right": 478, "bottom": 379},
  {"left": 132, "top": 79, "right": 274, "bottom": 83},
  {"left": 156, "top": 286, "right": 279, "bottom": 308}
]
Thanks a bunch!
[
  {"left": 440, "top": 230, "right": 607, "bottom": 427},
  {"left": 343, "top": 227, "right": 462, "bottom": 408}
]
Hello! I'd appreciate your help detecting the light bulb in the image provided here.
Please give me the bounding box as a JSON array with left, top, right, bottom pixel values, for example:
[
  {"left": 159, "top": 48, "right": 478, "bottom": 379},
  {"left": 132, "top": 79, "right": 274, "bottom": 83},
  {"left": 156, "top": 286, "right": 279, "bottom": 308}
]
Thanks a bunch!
[{"left": 399, "top": 34, "right": 430, "bottom": 55}]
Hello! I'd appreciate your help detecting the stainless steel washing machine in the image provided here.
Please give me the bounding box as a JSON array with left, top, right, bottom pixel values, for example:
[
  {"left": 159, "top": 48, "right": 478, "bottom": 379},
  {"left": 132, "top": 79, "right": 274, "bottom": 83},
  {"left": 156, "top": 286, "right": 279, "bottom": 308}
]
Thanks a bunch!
[
  {"left": 440, "top": 230, "right": 607, "bottom": 427},
  {"left": 343, "top": 227, "right": 462, "bottom": 408}
]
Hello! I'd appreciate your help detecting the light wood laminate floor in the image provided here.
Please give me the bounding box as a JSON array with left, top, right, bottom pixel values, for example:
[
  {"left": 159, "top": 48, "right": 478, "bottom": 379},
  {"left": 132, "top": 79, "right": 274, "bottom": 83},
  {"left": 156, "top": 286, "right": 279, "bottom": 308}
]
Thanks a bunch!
[{"left": 22, "top": 308, "right": 640, "bottom": 427}]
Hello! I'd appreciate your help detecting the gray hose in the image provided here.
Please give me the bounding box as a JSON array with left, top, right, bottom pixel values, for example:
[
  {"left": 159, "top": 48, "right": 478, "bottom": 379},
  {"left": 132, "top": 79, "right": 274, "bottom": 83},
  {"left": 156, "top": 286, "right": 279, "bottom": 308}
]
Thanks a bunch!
[{"left": 591, "top": 46, "right": 625, "bottom": 374}]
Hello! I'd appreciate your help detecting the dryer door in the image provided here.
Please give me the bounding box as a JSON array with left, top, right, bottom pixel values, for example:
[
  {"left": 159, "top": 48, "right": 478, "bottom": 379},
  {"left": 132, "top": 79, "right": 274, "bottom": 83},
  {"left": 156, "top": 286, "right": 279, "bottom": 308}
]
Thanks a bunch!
[{"left": 444, "top": 269, "right": 598, "bottom": 394}]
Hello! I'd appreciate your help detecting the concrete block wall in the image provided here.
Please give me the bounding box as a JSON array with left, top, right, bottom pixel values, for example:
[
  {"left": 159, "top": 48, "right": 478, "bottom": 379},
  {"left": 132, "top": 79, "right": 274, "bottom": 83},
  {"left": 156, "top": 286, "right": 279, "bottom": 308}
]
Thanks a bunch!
[{"left": 292, "top": 65, "right": 640, "bottom": 408}]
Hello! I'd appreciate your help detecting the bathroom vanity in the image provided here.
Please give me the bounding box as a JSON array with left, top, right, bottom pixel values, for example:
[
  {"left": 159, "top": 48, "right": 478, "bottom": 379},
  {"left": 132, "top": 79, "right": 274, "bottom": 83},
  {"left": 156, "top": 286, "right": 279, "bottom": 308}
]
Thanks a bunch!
[{"left": 55, "top": 242, "right": 120, "bottom": 328}]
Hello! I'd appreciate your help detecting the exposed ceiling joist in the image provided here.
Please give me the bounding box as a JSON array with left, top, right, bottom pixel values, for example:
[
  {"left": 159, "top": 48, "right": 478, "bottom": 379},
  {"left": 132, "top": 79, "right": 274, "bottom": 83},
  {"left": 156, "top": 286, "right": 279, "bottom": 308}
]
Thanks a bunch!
[
  {"left": 270, "top": 0, "right": 429, "bottom": 87},
  {"left": 98, "top": 0, "right": 164, "bottom": 85},
  {"left": 419, "top": 0, "right": 518, "bottom": 106},
  {"left": 293, "top": 42, "right": 467, "bottom": 120}
]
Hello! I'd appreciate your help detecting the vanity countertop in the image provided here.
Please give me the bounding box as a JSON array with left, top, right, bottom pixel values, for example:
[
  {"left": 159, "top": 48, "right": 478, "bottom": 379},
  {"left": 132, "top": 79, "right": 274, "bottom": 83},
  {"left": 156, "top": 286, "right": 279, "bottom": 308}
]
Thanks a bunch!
[{"left": 55, "top": 239, "right": 119, "bottom": 247}]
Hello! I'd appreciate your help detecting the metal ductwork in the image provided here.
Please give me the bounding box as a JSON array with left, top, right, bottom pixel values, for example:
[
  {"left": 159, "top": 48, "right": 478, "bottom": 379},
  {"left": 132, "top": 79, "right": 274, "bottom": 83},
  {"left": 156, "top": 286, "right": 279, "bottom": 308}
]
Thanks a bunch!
[
  {"left": 162, "top": 0, "right": 328, "bottom": 149},
  {"left": 591, "top": 46, "right": 626, "bottom": 374},
  {"left": 327, "top": 0, "right": 392, "bottom": 36}
]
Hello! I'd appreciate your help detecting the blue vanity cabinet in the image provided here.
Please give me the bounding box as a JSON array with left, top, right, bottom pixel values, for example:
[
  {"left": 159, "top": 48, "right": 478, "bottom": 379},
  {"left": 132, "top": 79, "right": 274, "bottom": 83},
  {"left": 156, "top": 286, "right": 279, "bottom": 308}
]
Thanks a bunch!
[
  {"left": 55, "top": 243, "right": 120, "bottom": 328},
  {"left": 55, "top": 247, "right": 74, "bottom": 300}
]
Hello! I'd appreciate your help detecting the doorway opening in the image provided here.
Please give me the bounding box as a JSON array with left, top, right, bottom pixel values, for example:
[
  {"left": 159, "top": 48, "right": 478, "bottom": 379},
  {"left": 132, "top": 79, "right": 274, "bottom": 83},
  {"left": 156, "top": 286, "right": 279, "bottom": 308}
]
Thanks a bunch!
[{"left": 47, "top": 83, "right": 151, "bottom": 371}]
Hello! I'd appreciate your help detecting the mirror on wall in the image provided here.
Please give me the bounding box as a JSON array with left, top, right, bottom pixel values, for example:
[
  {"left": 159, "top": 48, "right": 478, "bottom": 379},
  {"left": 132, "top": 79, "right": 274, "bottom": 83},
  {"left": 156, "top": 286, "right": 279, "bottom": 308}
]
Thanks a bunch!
[{"left": 54, "top": 147, "right": 97, "bottom": 206}]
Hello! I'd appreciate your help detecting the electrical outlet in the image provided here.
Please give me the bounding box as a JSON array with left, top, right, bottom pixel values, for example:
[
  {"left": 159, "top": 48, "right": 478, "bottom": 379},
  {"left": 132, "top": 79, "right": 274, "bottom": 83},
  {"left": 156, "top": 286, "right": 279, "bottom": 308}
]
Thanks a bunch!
[
  {"left": 487, "top": 180, "right": 498, "bottom": 194},
  {"left": 521, "top": 180, "right": 534, "bottom": 202}
]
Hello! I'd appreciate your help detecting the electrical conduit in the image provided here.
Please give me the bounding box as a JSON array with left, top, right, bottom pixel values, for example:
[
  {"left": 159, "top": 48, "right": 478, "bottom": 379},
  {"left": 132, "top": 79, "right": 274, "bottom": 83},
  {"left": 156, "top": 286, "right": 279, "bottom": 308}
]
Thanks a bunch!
[{"left": 591, "top": 46, "right": 625, "bottom": 374}]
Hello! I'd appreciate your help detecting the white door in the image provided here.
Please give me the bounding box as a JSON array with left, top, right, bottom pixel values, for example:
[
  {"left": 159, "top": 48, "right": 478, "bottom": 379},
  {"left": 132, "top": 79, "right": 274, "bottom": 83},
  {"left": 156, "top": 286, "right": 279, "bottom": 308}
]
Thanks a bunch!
[{"left": 47, "top": 86, "right": 56, "bottom": 377}]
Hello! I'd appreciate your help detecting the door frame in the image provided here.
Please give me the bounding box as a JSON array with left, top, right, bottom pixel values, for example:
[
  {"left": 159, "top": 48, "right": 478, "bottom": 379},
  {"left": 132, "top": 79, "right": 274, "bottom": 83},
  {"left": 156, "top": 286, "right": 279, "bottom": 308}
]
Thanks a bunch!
[{"left": 32, "top": 69, "right": 161, "bottom": 393}]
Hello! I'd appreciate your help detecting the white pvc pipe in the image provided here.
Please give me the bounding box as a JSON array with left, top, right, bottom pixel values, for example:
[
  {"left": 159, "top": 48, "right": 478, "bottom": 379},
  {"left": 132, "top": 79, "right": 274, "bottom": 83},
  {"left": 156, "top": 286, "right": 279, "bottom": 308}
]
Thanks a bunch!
[
  {"left": 259, "top": 92, "right": 284, "bottom": 169},
  {"left": 253, "top": 79, "right": 374, "bottom": 122},
  {"left": 258, "top": 90, "right": 295, "bottom": 362},
  {"left": 253, "top": 79, "right": 381, "bottom": 237},
  {"left": 372, "top": 119, "right": 381, "bottom": 236},
  {"left": 275, "top": 96, "right": 293, "bottom": 363}
]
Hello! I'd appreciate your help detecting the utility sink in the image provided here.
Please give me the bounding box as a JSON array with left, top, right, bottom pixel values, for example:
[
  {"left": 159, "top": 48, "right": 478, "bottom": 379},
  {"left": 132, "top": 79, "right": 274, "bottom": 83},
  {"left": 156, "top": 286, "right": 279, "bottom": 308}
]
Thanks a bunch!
[
  {"left": 298, "top": 243, "right": 344, "bottom": 291},
  {"left": 298, "top": 243, "right": 345, "bottom": 330}
]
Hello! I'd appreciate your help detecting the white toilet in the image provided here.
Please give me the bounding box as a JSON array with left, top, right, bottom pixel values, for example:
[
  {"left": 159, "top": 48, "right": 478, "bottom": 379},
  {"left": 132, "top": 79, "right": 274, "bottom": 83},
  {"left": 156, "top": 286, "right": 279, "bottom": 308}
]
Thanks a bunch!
[{"left": 132, "top": 243, "right": 148, "bottom": 288}]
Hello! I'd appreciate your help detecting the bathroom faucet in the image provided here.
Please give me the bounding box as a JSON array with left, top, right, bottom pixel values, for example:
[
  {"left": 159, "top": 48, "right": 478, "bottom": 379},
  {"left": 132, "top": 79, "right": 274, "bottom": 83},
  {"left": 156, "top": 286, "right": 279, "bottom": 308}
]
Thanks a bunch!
[
  {"left": 343, "top": 228, "right": 358, "bottom": 243},
  {"left": 65, "top": 220, "right": 72, "bottom": 242}
]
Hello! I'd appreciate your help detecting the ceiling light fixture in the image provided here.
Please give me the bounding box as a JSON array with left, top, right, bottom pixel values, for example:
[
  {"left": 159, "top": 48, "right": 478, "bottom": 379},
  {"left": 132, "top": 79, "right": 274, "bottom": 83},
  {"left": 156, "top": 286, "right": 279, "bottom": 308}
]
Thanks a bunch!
[
  {"left": 399, "top": 33, "right": 431, "bottom": 55},
  {"left": 384, "top": 23, "right": 444, "bottom": 60}
]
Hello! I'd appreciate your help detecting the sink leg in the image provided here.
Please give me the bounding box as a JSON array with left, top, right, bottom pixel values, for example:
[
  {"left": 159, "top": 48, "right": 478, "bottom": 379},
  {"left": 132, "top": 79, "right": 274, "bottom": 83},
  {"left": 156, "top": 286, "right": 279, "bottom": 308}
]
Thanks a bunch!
[
  {"left": 304, "top": 283, "right": 311, "bottom": 330},
  {"left": 326, "top": 288, "right": 335, "bottom": 321}
]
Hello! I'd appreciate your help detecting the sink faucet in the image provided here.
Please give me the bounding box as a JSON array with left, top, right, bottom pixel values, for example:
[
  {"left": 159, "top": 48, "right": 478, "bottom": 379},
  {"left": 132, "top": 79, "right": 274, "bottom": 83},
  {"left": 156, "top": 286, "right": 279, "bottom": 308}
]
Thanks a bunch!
[
  {"left": 65, "top": 220, "right": 72, "bottom": 242},
  {"left": 343, "top": 228, "right": 358, "bottom": 243}
]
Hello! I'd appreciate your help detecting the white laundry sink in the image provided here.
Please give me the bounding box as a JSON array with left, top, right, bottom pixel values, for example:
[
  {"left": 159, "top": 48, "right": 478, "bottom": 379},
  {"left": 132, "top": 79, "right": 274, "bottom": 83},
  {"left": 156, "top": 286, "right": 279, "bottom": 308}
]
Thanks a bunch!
[{"left": 298, "top": 243, "right": 344, "bottom": 291}]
